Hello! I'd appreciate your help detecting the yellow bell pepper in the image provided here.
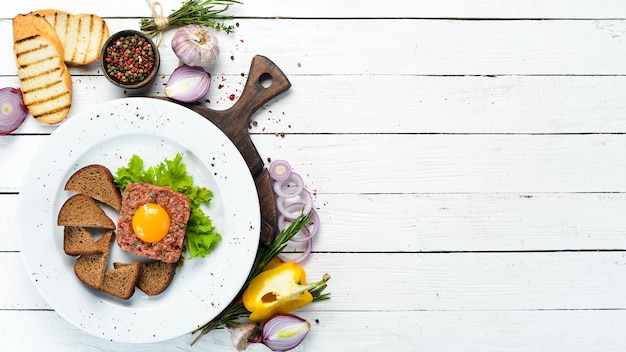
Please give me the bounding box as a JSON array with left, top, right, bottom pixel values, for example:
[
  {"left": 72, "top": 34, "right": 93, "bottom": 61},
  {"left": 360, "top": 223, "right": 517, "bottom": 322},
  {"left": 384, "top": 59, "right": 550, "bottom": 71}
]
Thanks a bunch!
[{"left": 243, "top": 262, "right": 319, "bottom": 321}]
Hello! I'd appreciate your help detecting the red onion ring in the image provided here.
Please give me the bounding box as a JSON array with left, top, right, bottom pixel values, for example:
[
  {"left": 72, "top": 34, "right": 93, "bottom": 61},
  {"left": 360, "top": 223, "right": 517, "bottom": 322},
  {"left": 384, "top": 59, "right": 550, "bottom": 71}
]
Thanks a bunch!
[
  {"left": 273, "top": 172, "right": 304, "bottom": 198},
  {"left": 278, "top": 208, "right": 319, "bottom": 242},
  {"left": 277, "top": 237, "right": 312, "bottom": 264},
  {"left": 276, "top": 189, "right": 312, "bottom": 220},
  {"left": 268, "top": 159, "right": 291, "bottom": 181}
]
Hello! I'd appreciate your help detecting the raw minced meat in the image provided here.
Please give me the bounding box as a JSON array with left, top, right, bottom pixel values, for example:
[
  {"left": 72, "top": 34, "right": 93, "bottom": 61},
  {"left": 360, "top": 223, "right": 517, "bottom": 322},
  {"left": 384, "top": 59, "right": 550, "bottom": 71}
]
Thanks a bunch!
[{"left": 117, "top": 182, "right": 191, "bottom": 263}]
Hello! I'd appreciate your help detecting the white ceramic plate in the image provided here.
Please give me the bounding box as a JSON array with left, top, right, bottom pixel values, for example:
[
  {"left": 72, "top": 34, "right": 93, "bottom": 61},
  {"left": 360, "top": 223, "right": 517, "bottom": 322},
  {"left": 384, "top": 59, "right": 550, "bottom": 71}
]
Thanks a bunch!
[{"left": 18, "top": 98, "right": 260, "bottom": 343}]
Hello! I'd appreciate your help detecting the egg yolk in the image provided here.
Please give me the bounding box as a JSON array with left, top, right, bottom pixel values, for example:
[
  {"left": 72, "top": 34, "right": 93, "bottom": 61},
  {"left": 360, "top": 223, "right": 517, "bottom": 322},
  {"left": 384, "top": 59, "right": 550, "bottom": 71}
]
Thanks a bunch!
[{"left": 132, "top": 203, "right": 171, "bottom": 243}]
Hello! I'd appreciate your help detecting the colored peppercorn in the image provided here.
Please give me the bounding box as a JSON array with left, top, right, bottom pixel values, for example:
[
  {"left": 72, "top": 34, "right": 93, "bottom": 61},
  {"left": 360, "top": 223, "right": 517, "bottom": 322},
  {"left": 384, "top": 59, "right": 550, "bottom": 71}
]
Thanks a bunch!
[{"left": 104, "top": 34, "right": 156, "bottom": 84}]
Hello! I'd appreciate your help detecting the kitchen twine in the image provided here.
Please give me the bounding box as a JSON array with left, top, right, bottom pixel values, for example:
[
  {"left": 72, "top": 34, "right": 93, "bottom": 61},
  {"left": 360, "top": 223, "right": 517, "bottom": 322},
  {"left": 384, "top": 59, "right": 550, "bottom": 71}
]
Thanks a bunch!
[{"left": 146, "top": 0, "right": 169, "bottom": 46}]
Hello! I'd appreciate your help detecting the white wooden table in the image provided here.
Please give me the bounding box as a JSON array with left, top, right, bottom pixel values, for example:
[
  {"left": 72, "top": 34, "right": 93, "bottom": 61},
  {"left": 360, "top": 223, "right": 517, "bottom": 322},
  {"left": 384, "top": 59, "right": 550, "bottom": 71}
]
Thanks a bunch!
[{"left": 3, "top": 1, "right": 626, "bottom": 351}]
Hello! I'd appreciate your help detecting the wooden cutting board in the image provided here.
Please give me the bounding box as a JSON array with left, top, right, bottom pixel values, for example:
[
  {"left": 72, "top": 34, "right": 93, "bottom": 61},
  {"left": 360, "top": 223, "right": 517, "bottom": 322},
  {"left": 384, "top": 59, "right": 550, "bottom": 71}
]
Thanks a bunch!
[{"left": 156, "top": 55, "right": 291, "bottom": 246}]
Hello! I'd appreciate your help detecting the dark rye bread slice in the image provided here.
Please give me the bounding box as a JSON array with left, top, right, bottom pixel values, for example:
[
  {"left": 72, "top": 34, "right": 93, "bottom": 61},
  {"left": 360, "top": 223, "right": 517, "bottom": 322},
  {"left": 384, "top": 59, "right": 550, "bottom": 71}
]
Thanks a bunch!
[
  {"left": 102, "top": 262, "right": 140, "bottom": 300},
  {"left": 57, "top": 194, "right": 115, "bottom": 229},
  {"left": 74, "top": 230, "right": 115, "bottom": 290},
  {"left": 63, "top": 226, "right": 101, "bottom": 256},
  {"left": 114, "top": 261, "right": 176, "bottom": 296},
  {"left": 64, "top": 164, "right": 122, "bottom": 210}
]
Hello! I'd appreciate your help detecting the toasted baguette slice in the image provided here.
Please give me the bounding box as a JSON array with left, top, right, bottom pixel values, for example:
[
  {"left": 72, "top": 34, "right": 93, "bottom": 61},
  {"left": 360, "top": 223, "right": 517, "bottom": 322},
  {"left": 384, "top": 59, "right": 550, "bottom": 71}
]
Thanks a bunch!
[
  {"left": 63, "top": 226, "right": 102, "bottom": 256},
  {"left": 65, "top": 164, "right": 122, "bottom": 210},
  {"left": 74, "top": 230, "right": 115, "bottom": 290},
  {"left": 114, "top": 261, "right": 176, "bottom": 296},
  {"left": 33, "top": 9, "right": 110, "bottom": 66},
  {"left": 102, "top": 262, "right": 140, "bottom": 300},
  {"left": 12, "top": 13, "right": 72, "bottom": 125},
  {"left": 57, "top": 194, "right": 115, "bottom": 230}
]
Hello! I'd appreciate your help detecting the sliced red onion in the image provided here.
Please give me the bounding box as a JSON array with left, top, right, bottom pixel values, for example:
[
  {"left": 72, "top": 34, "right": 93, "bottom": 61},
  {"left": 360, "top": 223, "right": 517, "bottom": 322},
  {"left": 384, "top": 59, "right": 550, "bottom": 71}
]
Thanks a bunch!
[
  {"left": 273, "top": 172, "right": 304, "bottom": 198},
  {"left": 278, "top": 207, "right": 319, "bottom": 242},
  {"left": 276, "top": 190, "right": 312, "bottom": 220},
  {"left": 262, "top": 314, "right": 311, "bottom": 352},
  {"left": 0, "top": 87, "right": 27, "bottom": 135},
  {"left": 165, "top": 65, "right": 211, "bottom": 103},
  {"left": 277, "top": 237, "right": 312, "bottom": 264},
  {"left": 269, "top": 159, "right": 292, "bottom": 181}
]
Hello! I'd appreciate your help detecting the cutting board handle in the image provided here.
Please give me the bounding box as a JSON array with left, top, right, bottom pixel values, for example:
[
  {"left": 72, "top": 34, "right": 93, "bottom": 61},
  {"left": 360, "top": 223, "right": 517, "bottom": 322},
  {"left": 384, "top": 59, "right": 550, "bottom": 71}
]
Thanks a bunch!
[
  {"left": 228, "top": 55, "right": 292, "bottom": 126},
  {"left": 179, "top": 55, "right": 291, "bottom": 245}
]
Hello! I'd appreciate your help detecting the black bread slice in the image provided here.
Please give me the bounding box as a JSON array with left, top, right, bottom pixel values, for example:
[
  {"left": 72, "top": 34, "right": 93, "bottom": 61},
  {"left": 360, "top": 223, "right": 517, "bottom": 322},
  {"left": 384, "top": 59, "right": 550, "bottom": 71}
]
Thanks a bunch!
[
  {"left": 63, "top": 226, "right": 102, "bottom": 256},
  {"left": 74, "top": 230, "right": 115, "bottom": 290},
  {"left": 102, "top": 262, "right": 141, "bottom": 300},
  {"left": 64, "top": 164, "right": 122, "bottom": 210},
  {"left": 114, "top": 261, "right": 176, "bottom": 296},
  {"left": 57, "top": 194, "right": 115, "bottom": 229}
]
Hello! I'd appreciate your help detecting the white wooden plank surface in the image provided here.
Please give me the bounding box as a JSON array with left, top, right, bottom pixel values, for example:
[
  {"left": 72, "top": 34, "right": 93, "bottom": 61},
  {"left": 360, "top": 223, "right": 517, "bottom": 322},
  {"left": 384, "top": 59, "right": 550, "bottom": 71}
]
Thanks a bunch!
[
  {"left": 1, "top": 18, "right": 626, "bottom": 76},
  {"left": 6, "top": 134, "right": 626, "bottom": 193},
  {"left": 2, "top": 0, "right": 626, "bottom": 351},
  {"left": 7, "top": 252, "right": 626, "bottom": 311},
  {"left": 4, "top": 0, "right": 626, "bottom": 19}
]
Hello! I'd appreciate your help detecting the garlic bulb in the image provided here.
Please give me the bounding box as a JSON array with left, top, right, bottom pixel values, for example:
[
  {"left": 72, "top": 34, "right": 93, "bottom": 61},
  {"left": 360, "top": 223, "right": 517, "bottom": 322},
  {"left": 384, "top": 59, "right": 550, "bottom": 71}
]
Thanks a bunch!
[{"left": 171, "top": 24, "right": 220, "bottom": 67}]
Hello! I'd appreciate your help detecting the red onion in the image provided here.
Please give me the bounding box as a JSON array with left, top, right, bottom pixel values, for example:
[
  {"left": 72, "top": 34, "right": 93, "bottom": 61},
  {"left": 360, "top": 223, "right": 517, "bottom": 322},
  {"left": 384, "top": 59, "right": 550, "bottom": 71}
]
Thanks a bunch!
[
  {"left": 0, "top": 87, "right": 27, "bottom": 135},
  {"left": 273, "top": 172, "right": 304, "bottom": 198},
  {"left": 165, "top": 65, "right": 211, "bottom": 103},
  {"left": 269, "top": 159, "right": 320, "bottom": 263},
  {"left": 278, "top": 207, "right": 319, "bottom": 242},
  {"left": 269, "top": 159, "right": 292, "bottom": 181},
  {"left": 262, "top": 314, "right": 311, "bottom": 351},
  {"left": 276, "top": 189, "right": 313, "bottom": 220},
  {"left": 277, "top": 237, "right": 312, "bottom": 264}
]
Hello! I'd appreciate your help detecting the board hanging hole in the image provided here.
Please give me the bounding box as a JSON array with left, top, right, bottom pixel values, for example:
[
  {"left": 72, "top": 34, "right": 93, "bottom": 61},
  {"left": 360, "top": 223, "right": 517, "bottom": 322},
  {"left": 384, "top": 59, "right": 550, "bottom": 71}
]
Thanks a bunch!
[{"left": 259, "top": 73, "right": 273, "bottom": 89}]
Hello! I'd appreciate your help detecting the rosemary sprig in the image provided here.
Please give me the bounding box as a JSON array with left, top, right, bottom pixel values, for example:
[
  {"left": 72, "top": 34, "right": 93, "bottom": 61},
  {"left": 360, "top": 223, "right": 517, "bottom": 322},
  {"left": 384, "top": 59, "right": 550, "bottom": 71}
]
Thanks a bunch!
[
  {"left": 140, "top": 0, "right": 242, "bottom": 37},
  {"left": 191, "top": 213, "right": 327, "bottom": 345}
]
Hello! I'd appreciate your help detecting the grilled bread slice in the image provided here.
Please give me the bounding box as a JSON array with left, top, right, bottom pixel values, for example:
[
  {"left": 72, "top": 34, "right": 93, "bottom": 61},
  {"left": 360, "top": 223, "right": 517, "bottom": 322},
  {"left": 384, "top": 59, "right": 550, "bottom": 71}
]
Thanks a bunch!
[
  {"left": 12, "top": 13, "right": 72, "bottom": 125},
  {"left": 64, "top": 164, "right": 122, "bottom": 211},
  {"left": 33, "top": 9, "right": 110, "bottom": 66},
  {"left": 57, "top": 194, "right": 116, "bottom": 230}
]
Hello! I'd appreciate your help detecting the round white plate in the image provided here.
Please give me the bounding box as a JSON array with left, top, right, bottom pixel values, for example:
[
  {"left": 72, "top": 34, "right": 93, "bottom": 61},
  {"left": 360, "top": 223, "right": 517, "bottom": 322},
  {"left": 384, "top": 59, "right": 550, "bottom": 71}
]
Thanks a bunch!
[{"left": 18, "top": 98, "right": 260, "bottom": 343}]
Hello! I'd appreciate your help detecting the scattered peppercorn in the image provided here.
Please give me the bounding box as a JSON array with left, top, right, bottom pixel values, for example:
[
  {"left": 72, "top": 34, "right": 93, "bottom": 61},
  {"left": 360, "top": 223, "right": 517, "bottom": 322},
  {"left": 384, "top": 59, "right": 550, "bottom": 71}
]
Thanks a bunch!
[{"left": 104, "top": 34, "right": 156, "bottom": 85}]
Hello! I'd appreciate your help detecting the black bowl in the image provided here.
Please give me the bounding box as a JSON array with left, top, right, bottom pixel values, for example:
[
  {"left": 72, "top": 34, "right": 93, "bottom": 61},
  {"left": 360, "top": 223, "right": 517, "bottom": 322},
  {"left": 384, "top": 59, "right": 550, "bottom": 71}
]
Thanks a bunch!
[{"left": 100, "top": 30, "right": 160, "bottom": 89}]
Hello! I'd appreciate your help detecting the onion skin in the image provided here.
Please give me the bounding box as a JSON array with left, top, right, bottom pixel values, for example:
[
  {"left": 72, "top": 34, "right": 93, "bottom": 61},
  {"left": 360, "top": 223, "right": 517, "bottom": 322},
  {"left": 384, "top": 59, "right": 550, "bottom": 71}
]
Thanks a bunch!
[
  {"left": 0, "top": 87, "right": 27, "bottom": 135},
  {"left": 165, "top": 65, "right": 211, "bottom": 103},
  {"left": 262, "top": 314, "right": 311, "bottom": 352},
  {"left": 171, "top": 24, "right": 220, "bottom": 67}
]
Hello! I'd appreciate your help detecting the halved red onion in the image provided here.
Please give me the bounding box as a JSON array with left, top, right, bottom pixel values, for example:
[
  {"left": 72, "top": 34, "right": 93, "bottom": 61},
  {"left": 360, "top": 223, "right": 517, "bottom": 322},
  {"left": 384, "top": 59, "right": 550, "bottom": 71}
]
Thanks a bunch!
[
  {"left": 269, "top": 159, "right": 292, "bottom": 181},
  {"left": 262, "top": 314, "right": 311, "bottom": 351},
  {"left": 0, "top": 87, "right": 27, "bottom": 135},
  {"left": 164, "top": 65, "right": 211, "bottom": 103},
  {"left": 273, "top": 172, "right": 304, "bottom": 198}
]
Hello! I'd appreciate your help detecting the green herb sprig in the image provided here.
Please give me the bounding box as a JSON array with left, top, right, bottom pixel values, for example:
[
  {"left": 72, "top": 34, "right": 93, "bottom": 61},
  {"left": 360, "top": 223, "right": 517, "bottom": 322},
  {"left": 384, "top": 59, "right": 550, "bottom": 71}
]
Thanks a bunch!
[
  {"left": 141, "top": 0, "right": 242, "bottom": 38},
  {"left": 190, "top": 213, "right": 331, "bottom": 345}
]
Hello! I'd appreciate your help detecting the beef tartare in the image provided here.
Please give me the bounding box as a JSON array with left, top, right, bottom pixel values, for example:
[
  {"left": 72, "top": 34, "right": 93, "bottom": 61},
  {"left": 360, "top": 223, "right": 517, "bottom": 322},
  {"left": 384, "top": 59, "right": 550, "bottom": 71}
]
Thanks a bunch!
[{"left": 117, "top": 182, "right": 191, "bottom": 263}]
